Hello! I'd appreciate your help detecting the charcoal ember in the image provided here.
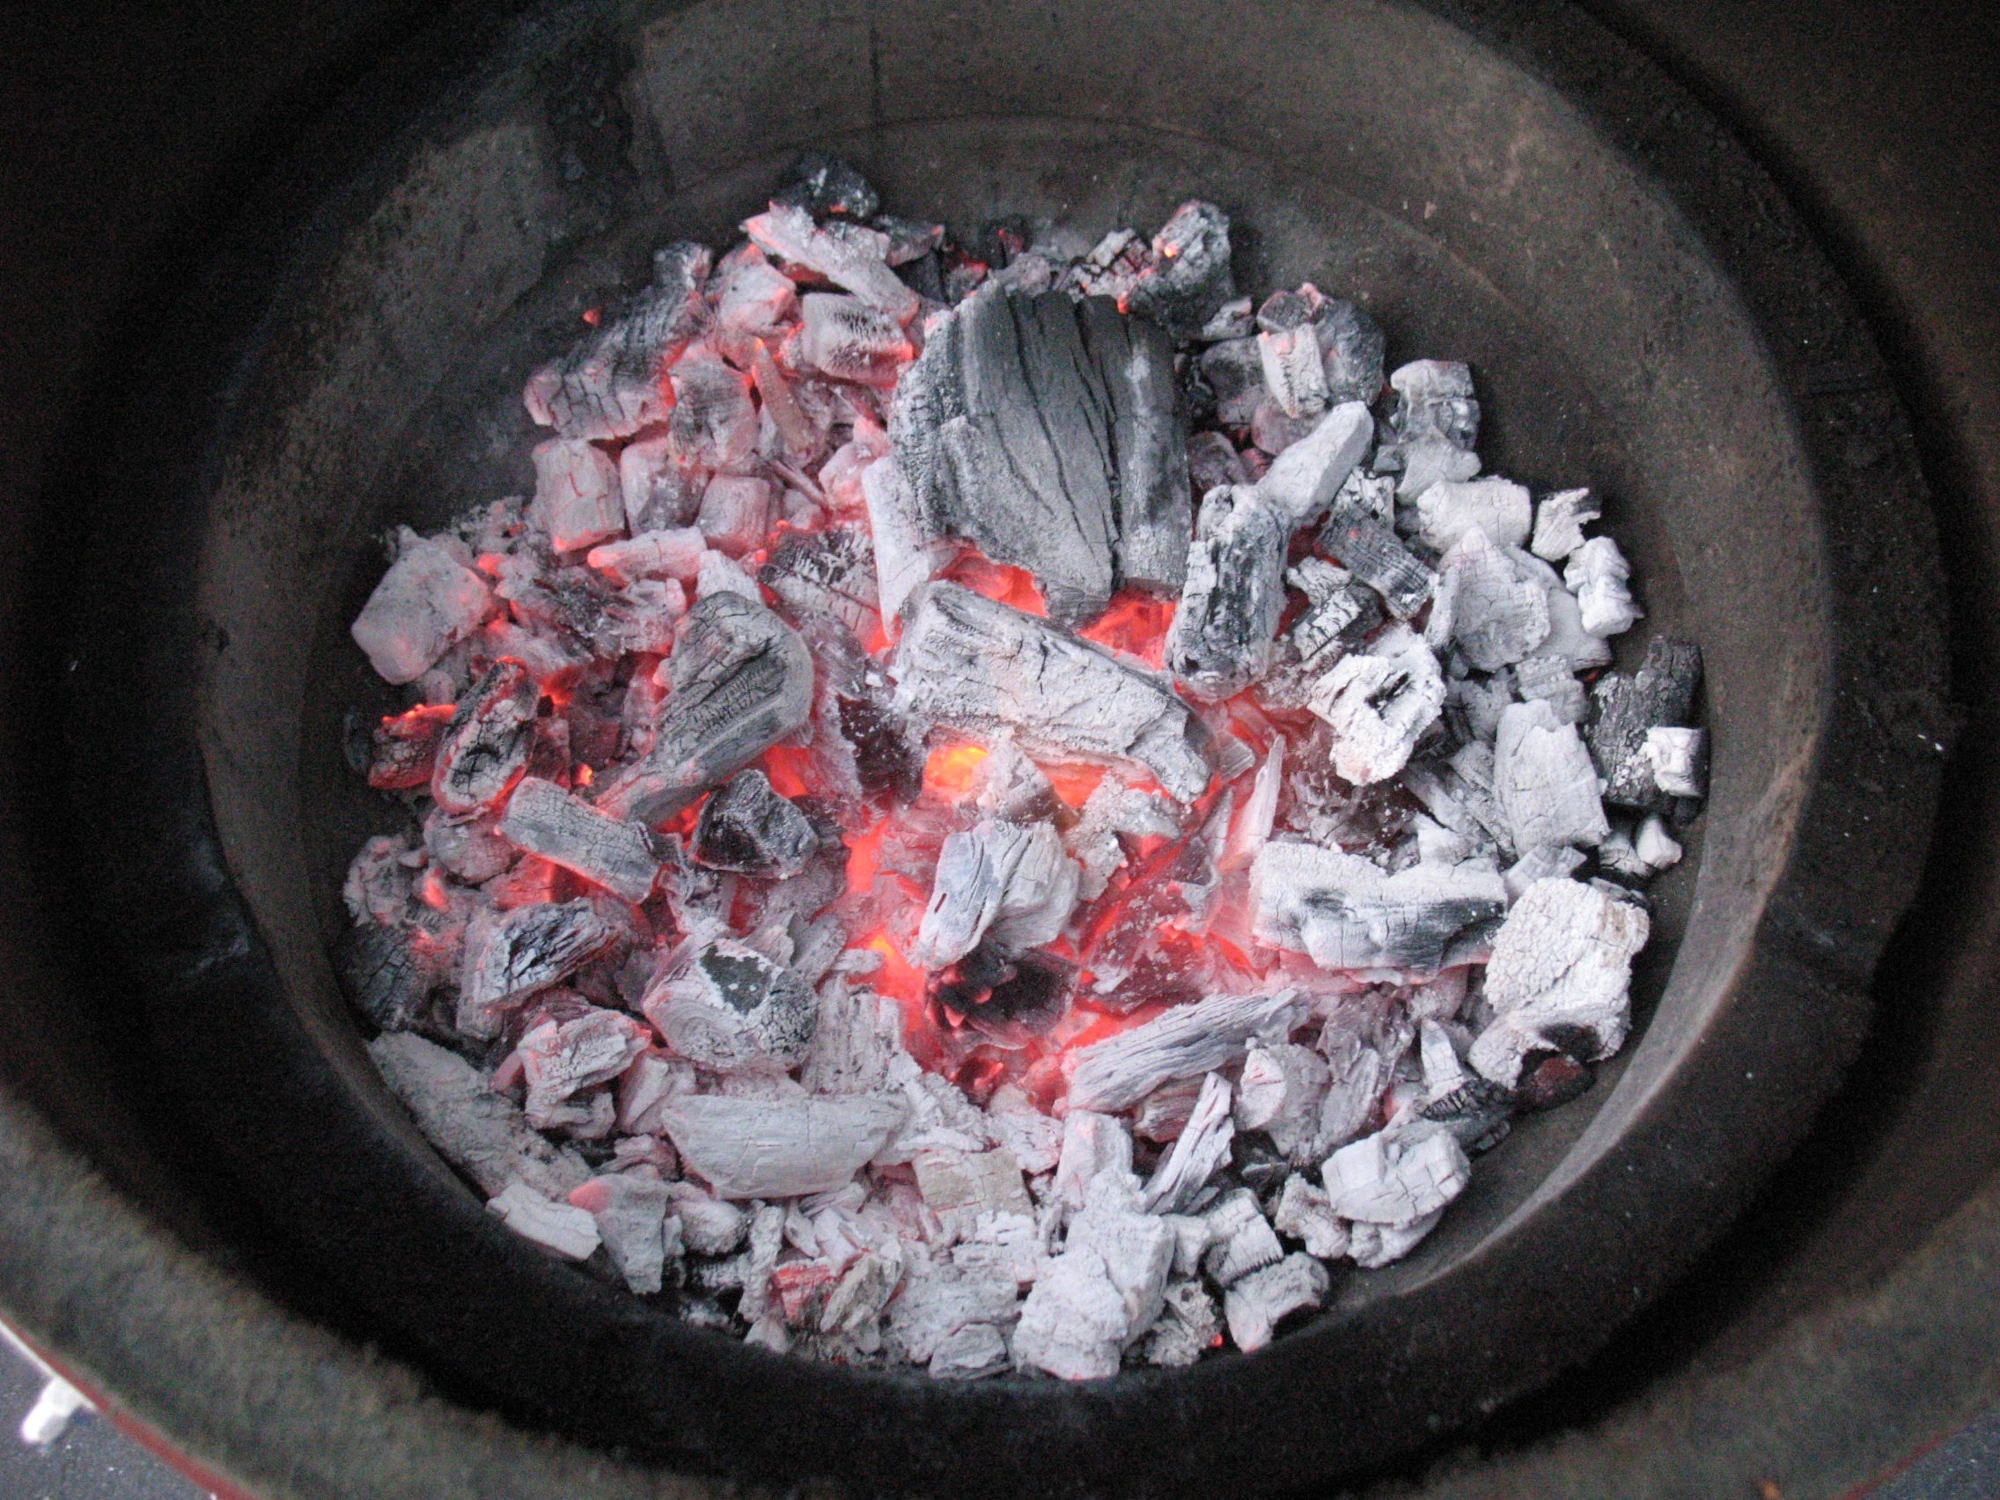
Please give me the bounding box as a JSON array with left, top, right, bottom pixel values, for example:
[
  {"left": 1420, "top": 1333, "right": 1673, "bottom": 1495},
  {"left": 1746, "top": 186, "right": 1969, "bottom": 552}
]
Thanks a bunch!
[
  {"left": 913, "top": 818, "right": 1078, "bottom": 966},
  {"left": 1335, "top": 467, "right": 1398, "bottom": 526},
  {"left": 872, "top": 215, "right": 945, "bottom": 269},
  {"left": 504, "top": 1005, "right": 652, "bottom": 1130},
  {"left": 760, "top": 522, "right": 878, "bottom": 637},
  {"left": 887, "top": 1259, "right": 1021, "bottom": 1367},
  {"left": 1403, "top": 744, "right": 1513, "bottom": 857},
  {"left": 1468, "top": 877, "right": 1650, "bottom": 1086},
  {"left": 695, "top": 474, "right": 775, "bottom": 556},
  {"left": 338, "top": 918, "right": 457, "bottom": 1032},
  {"left": 1198, "top": 338, "right": 1266, "bottom": 428},
  {"left": 1644, "top": 725, "right": 1708, "bottom": 799},
  {"left": 1166, "top": 486, "right": 1289, "bottom": 701},
  {"left": 796, "top": 293, "right": 913, "bottom": 386},
  {"left": 1531, "top": 487, "right": 1601, "bottom": 562},
  {"left": 615, "top": 1050, "right": 697, "bottom": 1134},
  {"left": 971, "top": 738, "right": 1059, "bottom": 824},
  {"left": 1093, "top": 306, "right": 1195, "bottom": 595},
  {"left": 799, "top": 617, "right": 923, "bottom": 807},
  {"left": 692, "top": 769, "right": 821, "bottom": 877},
  {"left": 1256, "top": 289, "right": 1328, "bottom": 418},
  {"left": 364, "top": 703, "right": 455, "bottom": 790},
  {"left": 1142, "top": 1072, "right": 1235, "bottom": 1214},
  {"left": 1133, "top": 1076, "right": 1206, "bottom": 1143},
  {"left": 424, "top": 806, "right": 516, "bottom": 884},
  {"left": 431, "top": 659, "right": 539, "bottom": 817},
  {"left": 772, "top": 150, "right": 880, "bottom": 220},
  {"left": 1564, "top": 535, "right": 1643, "bottom": 637},
  {"left": 1409, "top": 477, "right": 1532, "bottom": 554},
  {"left": 1272, "top": 1175, "right": 1350, "bottom": 1259},
  {"left": 1502, "top": 842, "right": 1590, "bottom": 901},
  {"left": 343, "top": 830, "right": 415, "bottom": 922},
  {"left": 1514, "top": 1050, "right": 1596, "bottom": 1110},
  {"left": 1428, "top": 526, "right": 1551, "bottom": 671},
  {"left": 1495, "top": 700, "right": 1610, "bottom": 851},
  {"left": 893, "top": 583, "right": 1213, "bottom": 804},
  {"left": 487, "top": 1180, "right": 602, "bottom": 1261},
  {"left": 1319, "top": 514, "right": 1435, "bottom": 620},
  {"left": 1314, "top": 296, "right": 1386, "bottom": 405},
  {"left": 1323, "top": 1124, "right": 1471, "bottom": 1227},
  {"left": 1067, "top": 990, "right": 1308, "bottom": 1113},
  {"left": 1250, "top": 841, "right": 1506, "bottom": 973},
  {"left": 569, "top": 1170, "right": 675, "bottom": 1294},
  {"left": 1064, "top": 773, "right": 1183, "bottom": 900},
  {"left": 1222, "top": 1252, "right": 1328, "bottom": 1353},
  {"left": 1186, "top": 430, "right": 1249, "bottom": 497},
  {"left": 1200, "top": 1185, "right": 1283, "bottom": 1285},
  {"left": 667, "top": 357, "right": 759, "bottom": 470},
  {"left": 618, "top": 435, "right": 706, "bottom": 533},
  {"left": 1078, "top": 834, "right": 1214, "bottom": 997},
  {"left": 1285, "top": 560, "right": 1381, "bottom": 675},
  {"left": 751, "top": 343, "right": 823, "bottom": 465},
  {"left": 1305, "top": 623, "right": 1447, "bottom": 785},
  {"left": 710, "top": 247, "right": 798, "bottom": 337},
  {"left": 1251, "top": 400, "right": 1322, "bottom": 459},
  {"left": 913, "top": 1146, "right": 1032, "bottom": 1242},
  {"left": 524, "top": 243, "right": 710, "bottom": 441},
  {"left": 497, "top": 775, "right": 659, "bottom": 902},
  {"left": 930, "top": 946, "right": 1078, "bottom": 1049},
  {"left": 351, "top": 531, "right": 493, "bottom": 685},
  {"left": 642, "top": 937, "right": 818, "bottom": 1072},
  {"left": 1252, "top": 402, "right": 1373, "bottom": 529},
  {"left": 1514, "top": 653, "right": 1588, "bottom": 725},
  {"left": 456, "top": 898, "right": 624, "bottom": 1040},
  {"left": 593, "top": 593, "right": 814, "bottom": 825},
  {"left": 695, "top": 548, "right": 761, "bottom": 601},
  {"left": 1221, "top": 737, "right": 1287, "bottom": 872},
  {"left": 369, "top": 1032, "right": 588, "bottom": 1200},
  {"left": 1387, "top": 359, "right": 1481, "bottom": 498},
  {"left": 743, "top": 202, "right": 920, "bottom": 325},
  {"left": 860, "top": 457, "right": 952, "bottom": 626},
  {"left": 1145, "top": 1279, "right": 1223, "bottom": 1368},
  {"left": 531, "top": 438, "right": 626, "bottom": 555},
  {"left": 1015, "top": 1227, "right": 1169, "bottom": 1378},
  {"left": 657, "top": 1093, "right": 905, "bottom": 1199},
  {"left": 1125, "top": 200, "right": 1236, "bottom": 339},
  {"left": 1417, "top": 1074, "right": 1516, "bottom": 1151},
  {"left": 1235, "top": 1042, "right": 1332, "bottom": 1159},
  {"left": 1586, "top": 636, "right": 1703, "bottom": 812}
]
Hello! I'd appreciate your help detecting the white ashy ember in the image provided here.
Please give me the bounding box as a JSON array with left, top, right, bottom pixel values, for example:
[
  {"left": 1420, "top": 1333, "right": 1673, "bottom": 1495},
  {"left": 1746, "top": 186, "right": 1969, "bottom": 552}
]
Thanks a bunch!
[{"left": 338, "top": 152, "right": 1705, "bottom": 1379}]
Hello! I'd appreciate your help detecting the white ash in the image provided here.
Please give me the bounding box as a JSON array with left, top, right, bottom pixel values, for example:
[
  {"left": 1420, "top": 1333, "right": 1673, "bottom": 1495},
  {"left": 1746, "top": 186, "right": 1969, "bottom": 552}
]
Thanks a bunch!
[{"left": 339, "top": 157, "right": 1699, "bottom": 1378}]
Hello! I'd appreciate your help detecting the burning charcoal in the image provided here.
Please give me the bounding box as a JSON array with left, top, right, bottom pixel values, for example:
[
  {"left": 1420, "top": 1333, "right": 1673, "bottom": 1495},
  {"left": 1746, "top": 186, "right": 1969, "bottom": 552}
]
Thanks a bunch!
[
  {"left": 351, "top": 531, "right": 493, "bottom": 685},
  {"left": 692, "top": 770, "right": 820, "bottom": 877},
  {"left": 1166, "top": 486, "right": 1289, "bottom": 701},
  {"left": 1409, "top": 477, "right": 1532, "bottom": 554},
  {"left": 928, "top": 946, "right": 1077, "bottom": 1048},
  {"left": 1315, "top": 297, "right": 1386, "bottom": 405},
  {"left": 695, "top": 548, "right": 760, "bottom": 601},
  {"left": 711, "top": 251, "right": 798, "bottom": 337},
  {"left": 1257, "top": 289, "right": 1328, "bottom": 418},
  {"left": 1387, "top": 359, "right": 1481, "bottom": 497},
  {"left": 887, "top": 1260, "right": 1021, "bottom": 1366},
  {"left": 1587, "top": 636, "right": 1703, "bottom": 812},
  {"left": 1252, "top": 402, "right": 1373, "bottom": 529},
  {"left": 532, "top": 438, "right": 626, "bottom": 554},
  {"left": 1067, "top": 991, "right": 1308, "bottom": 1113},
  {"left": 1068, "top": 228, "right": 1153, "bottom": 300},
  {"left": 914, "top": 1147, "right": 1032, "bottom": 1241},
  {"left": 618, "top": 435, "right": 705, "bottom": 533},
  {"left": 456, "top": 899, "right": 622, "bottom": 1039},
  {"left": 1201, "top": 1187, "right": 1284, "bottom": 1286},
  {"left": 668, "top": 358, "right": 759, "bottom": 471},
  {"left": 1531, "top": 487, "right": 1600, "bottom": 562},
  {"left": 912, "top": 819, "right": 1036, "bottom": 967},
  {"left": 892, "top": 583, "right": 1214, "bottom": 804},
  {"left": 772, "top": 150, "right": 880, "bottom": 220},
  {"left": 1468, "top": 877, "right": 1650, "bottom": 1086},
  {"left": 1014, "top": 1246, "right": 1149, "bottom": 1377},
  {"left": 1065, "top": 773, "right": 1183, "bottom": 898},
  {"left": 343, "top": 834, "right": 416, "bottom": 924},
  {"left": 667, "top": 1180, "right": 748, "bottom": 1256},
  {"left": 1142, "top": 1072, "right": 1235, "bottom": 1214},
  {"left": 1198, "top": 296, "right": 1256, "bottom": 341},
  {"left": 1067, "top": 1195, "right": 1176, "bottom": 1329},
  {"left": 432, "top": 659, "right": 539, "bottom": 817},
  {"left": 743, "top": 202, "right": 919, "bottom": 324},
  {"left": 368, "top": 1032, "right": 587, "bottom": 1200},
  {"left": 488, "top": 1181, "right": 601, "bottom": 1262},
  {"left": 1562, "top": 537, "right": 1642, "bottom": 643},
  {"left": 1220, "top": 738, "right": 1287, "bottom": 872},
  {"left": 1125, "top": 200, "right": 1236, "bottom": 339},
  {"left": 985, "top": 825, "right": 1082, "bottom": 953},
  {"left": 655, "top": 1093, "right": 904, "bottom": 1199},
  {"left": 497, "top": 777, "right": 658, "bottom": 902},
  {"left": 760, "top": 523, "right": 878, "bottom": 637},
  {"left": 1272, "top": 1175, "right": 1350, "bottom": 1260},
  {"left": 568, "top": 1171, "right": 674, "bottom": 1293},
  {"left": 593, "top": 593, "right": 814, "bottom": 824},
  {"left": 1645, "top": 725, "right": 1708, "bottom": 799},
  {"left": 339, "top": 919, "right": 451, "bottom": 1033},
  {"left": 366, "top": 702, "right": 457, "bottom": 790},
  {"left": 796, "top": 293, "right": 913, "bottom": 386},
  {"left": 524, "top": 244, "right": 710, "bottom": 440},
  {"left": 1494, "top": 700, "right": 1610, "bottom": 851},
  {"left": 588, "top": 526, "right": 706, "bottom": 588},
  {"left": 1251, "top": 841, "right": 1506, "bottom": 973},
  {"left": 1346, "top": 1209, "right": 1440, "bottom": 1268},
  {"left": 1323, "top": 1125, "right": 1471, "bottom": 1226},
  {"left": 1305, "top": 623, "right": 1446, "bottom": 785},
  {"left": 1335, "top": 467, "right": 1399, "bottom": 526},
  {"left": 1514, "top": 654, "right": 1588, "bottom": 725},
  {"left": 1284, "top": 562, "right": 1380, "bottom": 678},
  {"left": 641, "top": 937, "right": 817, "bottom": 1072},
  {"left": 1429, "top": 527, "right": 1551, "bottom": 671},
  {"left": 1223, "top": 1253, "right": 1328, "bottom": 1353},
  {"left": 1319, "top": 515, "right": 1435, "bottom": 620},
  {"left": 1236, "top": 1042, "right": 1331, "bottom": 1160},
  {"left": 1144, "top": 1280, "right": 1222, "bottom": 1368},
  {"left": 1633, "top": 813, "right": 1683, "bottom": 870},
  {"left": 695, "top": 474, "right": 774, "bottom": 556},
  {"left": 1093, "top": 306, "right": 1195, "bottom": 595},
  {"left": 1199, "top": 338, "right": 1266, "bottom": 426},
  {"left": 859, "top": 457, "right": 950, "bottom": 627},
  {"left": 1515, "top": 1050, "right": 1596, "bottom": 1111},
  {"left": 929, "top": 1323, "right": 1010, "bottom": 1380},
  {"left": 504, "top": 1005, "right": 651, "bottom": 1130}
]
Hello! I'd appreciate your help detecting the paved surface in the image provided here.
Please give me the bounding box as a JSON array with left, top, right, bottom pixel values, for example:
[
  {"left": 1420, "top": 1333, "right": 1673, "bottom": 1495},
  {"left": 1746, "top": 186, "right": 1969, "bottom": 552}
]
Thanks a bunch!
[{"left": 0, "top": 1346, "right": 203, "bottom": 1500}]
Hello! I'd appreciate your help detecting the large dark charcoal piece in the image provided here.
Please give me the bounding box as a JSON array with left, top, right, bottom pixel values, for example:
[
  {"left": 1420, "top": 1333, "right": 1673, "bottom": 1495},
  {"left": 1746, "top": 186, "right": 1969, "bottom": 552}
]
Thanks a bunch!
[
  {"left": 691, "top": 769, "right": 821, "bottom": 877},
  {"left": 1587, "top": 636, "right": 1703, "bottom": 811},
  {"left": 890, "top": 287, "right": 1189, "bottom": 623}
]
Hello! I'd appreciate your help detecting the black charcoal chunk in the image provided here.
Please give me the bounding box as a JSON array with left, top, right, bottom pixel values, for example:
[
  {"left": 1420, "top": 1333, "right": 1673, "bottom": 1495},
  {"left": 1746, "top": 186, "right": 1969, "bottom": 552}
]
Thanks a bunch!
[
  {"left": 524, "top": 245, "right": 711, "bottom": 441},
  {"left": 1319, "top": 513, "right": 1436, "bottom": 620},
  {"left": 432, "top": 658, "right": 540, "bottom": 816},
  {"left": 1417, "top": 1076, "right": 1517, "bottom": 1151},
  {"left": 1126, "top": 201, "right": 1236, "bottom": 339},
  {"left": 338, "top": 920, "right": 449, "bottom": 1032},
  {"left": 772, "top": 150, "right": 880, "bottom": 220},
  {"left": 927, "top": 945, "right": 1076, "bottom": 1048},
  {"left": 693, "top": 769, "right": 822, "bottom": 877},
  {"left": 1315, "top": 298, "right": 1386, "bottom": 406},
  {"left": 1587, "top": 636, "right": 1703, "bottom": 812}
]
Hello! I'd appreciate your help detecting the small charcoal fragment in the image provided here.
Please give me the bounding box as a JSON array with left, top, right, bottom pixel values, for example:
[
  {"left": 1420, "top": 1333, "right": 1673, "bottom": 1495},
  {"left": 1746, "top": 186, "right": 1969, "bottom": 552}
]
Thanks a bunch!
[
  {"left": 432, "top": 659, "right": 540, "bottom": 817},
  {"left": 772, "top": 150, "right": 881, "bottom": 220},
  {"left": 525, "top": 244, "right": 710, "bottom": 441},
  {"left": 692, "top": 769, "right": 821, "bottom": 877},
  {"left": 1167, "top": 486, "right": 1290, "bottom": 701},
  {"left": 642, "top": 937, "right": 818, "bottom": 1072},
  {"left": 1125, "top": 200, "right": 1236, "bottom": 339},
  {"left": 1587, "top": 636, "right": 1703, "bottom": 812}
]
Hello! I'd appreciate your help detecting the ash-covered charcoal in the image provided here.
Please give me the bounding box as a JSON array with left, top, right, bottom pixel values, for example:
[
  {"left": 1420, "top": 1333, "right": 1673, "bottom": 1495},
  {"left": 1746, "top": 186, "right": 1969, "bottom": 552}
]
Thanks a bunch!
[
  {"left": 1386, "top": 359, "right": 1482, "bottom": 498},
  {"left": 432, "top": 659, "right": 540, "bottom": 817},
  {"left": 1251, "top": 841, "right": 1506, "bottom": 974},
  {"left": 1305, "top": 623, "right": 1447, "bottom": 785},
  {"left": 371, "top": 1032, "right": 588, "bottom": 1199},
  {"left": 743, "top": 202, "right": 919, "bottom": 326},
  {"left": 1319, "top": 514, "right": 1435, "bottom": 620},
  {"left": 1565, "top": 536, "right": 1643, "bottom": 638},
  {"left": 641, "top": 937, "right": 818, "bottom": 1073},
  {"left": 760, "top": 522, "right": 878, "bottom": 636},
  {"left": 1198, "top": 338, "right": 1266, "bottom": 427},
  {"left": 366, "top": 702, "right": 457, "bottom": 790},
  {"left": 503, "top": 1004, "right": 652, "bottom": 1131},
  {"left": 338, "top": 918, "right": 457, "bottom": 1033},
  {"left": 531, "top": 439, "right": 625, "bottom": 555},
  {"left": 618, "top": 436, "right": 706, "bottom": 535},
  {"left": 524, "top": 244, "right": 711, "bottom": 441},
  {"left": 859, "top": 457, "right": 951, "bottom": 627},
  {"left": 456, "top": 899, "right": 623, "bottom": 1039},
  {"left": 796, "top": 293, "right": 913, "bottom": 386},
  {"left": 1429, "top": 526, "right": 1551, "bottom": 671},
  {"left": 497, "top": 776, "right": 659, "bottom": 903},
  {"left": 1587, "top": 636, "right": 1703, "bottom": 812},
  {"left": 893, "top": 583, "right": 1214, "bottom": 803},
  {"left": 593, "top": 593, "right": 814, "bottom": 824},
  {"left": 691, "top": 770, "right": 821, "bottom": 877},
  {"left": 1068, "top": 991, "right": 1307, "bottom": 1112},
  {"left": 1513, "top": 653, "right": 1588, "bottom": 725},
  {"left": 1315, "top": 297, "right": 1386, "bottom": 405},
  {"left": 1141, "top": 1072, "right": 1235, "bottom": 1213},
  {"left": 352, "top": 531, "right": 493, "bottom": 686},
  {"left": 1125, "top": 200, "right": 1236, "bottom": 339},
  {"left": 772, "top": 151, "right": 881, "bottom": 221},
  {"left": 1531, "top": 487, "right": 1601, "bottom": 562},
  {"left": 1253, "top": 402, "right": 1373, "bottom": 529},
  {"left": 656, "top": 1093, "right": 905, "bottom": 1199},
  {"left": 1256, "top": 289, "right": 1327, "bottom": 419},
  {"left": 1494, "top": 700, "right": 1610, "bottom": 852},
  {"left": 1409, "top": 478, "right": 1532, "bottom": 554},
  {"left": 1645, "top": 726, "right": 1708, "bottom": 799},
  {"left": 1186, "top": 430, "right": 1249, "bottom": 496},
  {"left": 1224, "top": 1253, "right": 1329, "bottom": 1353},
  {"left": 1166, "top": 486, "right": 1290, "bottom": 701}
]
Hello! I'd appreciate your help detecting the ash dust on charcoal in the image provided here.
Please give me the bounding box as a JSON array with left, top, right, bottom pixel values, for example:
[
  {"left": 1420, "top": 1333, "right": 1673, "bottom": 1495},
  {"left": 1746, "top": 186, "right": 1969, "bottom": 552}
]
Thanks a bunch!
[{"left": 339, "top": 153, "right": 1705, "bottom": 1380}]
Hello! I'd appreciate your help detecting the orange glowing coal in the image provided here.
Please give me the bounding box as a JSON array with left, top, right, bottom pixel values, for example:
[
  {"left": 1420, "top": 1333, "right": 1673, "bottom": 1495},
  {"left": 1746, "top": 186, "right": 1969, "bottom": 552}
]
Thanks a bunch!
[{"left": 922, "top": 741, "right": 990, "bottom": 799}]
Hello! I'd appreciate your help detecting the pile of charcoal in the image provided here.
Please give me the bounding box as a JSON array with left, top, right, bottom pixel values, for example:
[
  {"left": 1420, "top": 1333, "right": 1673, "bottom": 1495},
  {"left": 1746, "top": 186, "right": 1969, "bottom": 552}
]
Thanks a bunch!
[{"left": 341, "top": 152, "right": 1706, "bottom": 1380}]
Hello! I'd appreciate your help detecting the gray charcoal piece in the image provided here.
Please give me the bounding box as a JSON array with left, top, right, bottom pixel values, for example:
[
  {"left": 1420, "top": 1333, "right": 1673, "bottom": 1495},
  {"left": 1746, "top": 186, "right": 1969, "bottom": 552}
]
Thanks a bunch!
[
  {"left": 432, "top": 658, "right": 540, "bottom": 817},
  {"left": 1142, "top": 1072, "right": 1236, "bottom": 1214},
  {"left": 691, "top": 769, "right": 821, "bottom": 877},
  {"left": 351, "top": 532, "right": 491, "bottom": 685},
  {"left": 890, "top": 288, "right": 1188, "bottom": 622},
  {"left": 1494, "top": 700, "right": 1610, "bottom": 851},
  {"left": 1587, "top": 636, "right": 1703, "bottom": 812},
  {"left": 1166, "top": 486, "right": 1290, "bottom": 702},
  {"left": 796, "top": 293, "right": 910, "bottom": 386},
  {"left": 1187, "top": 430, "right": 1249, "bottom": 496},
  {"left": 658, "top": 1093, "right": 906, "bottom": 1199},
  {"left": 456, "top": 899, "right": 624, "bottom": 1039},
  {"left": 1223, "top": 1253, "right": 1329, "bottom": 1354},
  {"left": 1430, "top": 526, "right": 1551, "bottom": 671},
  {"left": 1068, "top": 990, "right": 1307, "bottom": 1112},
  {"left": 592, "top": 592, "right": 814, "bottom": 825},
  {"left": 641, "top": 937, "right": 818, "bottom": 1072},
  {"left": 1252, "top": 401, "right": 1374, "bottom": 529},
  {"left": 859, "top": 456, "right": 952, "bottom": 626},
  {"left": 498, "top": 776, "right": 659, "bottom": 903},
  {"left": 1514, "top": 653, "right": 1589, "bottom": 724},
  {"left": 1125, "top": 200, "right": 1237, "bottom": 339},
  {"left": 1323, "top": 1126, "right": 1471, "bottom": 1226},
  {"left": 892, "top": 582, "right": 1214, "bottom": 804},
  {"left": 743, "top": 203, "right": 919, "bottom": 324},
  {"left": 1319, "top": 514, "right": 1435, "bottom": 619},
  {"left": 1316, "top": 297, "right": 1386, "bottom": 405},
  {"left": 1198, "top": 338, "right": 1266, "bottom": 427},
  {"left": 760, "top": 522, "right": 878, "bottom": 637},
  {"left": 772, "top": 150, "right": 881, "bottom": 220},
  {"left": 524, "top": 244, "right": 710, "bottom": 441},
  {"left": 1389, "top": 359, "right": 1480, "bottom": 449},
  {"left": 1256, "top": 290, "right": 1328, "bottom": 419},
  {"left": 369, "top": 1032, "right": 587, "bottom": 1201},
  {"left": 337, "top": 919, "right": 451, "bottom": 1032},
  {"left": 1251, "top": 840, "right": 1507, "bottom": 974},
  {"left": 1409, "top": 478, "right": 1533, "bottom": 554},
  {"left": 1531, "top": 487, "right": 1601, "bottom": 562},
  {"left": 1304, "top": 623, "right": 1447, "bottom": 786}
]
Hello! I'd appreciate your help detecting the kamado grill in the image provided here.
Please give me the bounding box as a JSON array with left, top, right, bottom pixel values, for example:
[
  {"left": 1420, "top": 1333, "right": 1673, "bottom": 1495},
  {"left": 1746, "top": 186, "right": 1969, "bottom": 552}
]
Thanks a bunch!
[{"left": 0, "top": 0, "right": 1952, "bottom": 1497}]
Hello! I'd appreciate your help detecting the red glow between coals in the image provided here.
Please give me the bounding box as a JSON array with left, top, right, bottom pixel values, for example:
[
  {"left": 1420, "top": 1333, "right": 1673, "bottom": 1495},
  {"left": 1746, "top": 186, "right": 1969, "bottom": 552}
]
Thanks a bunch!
[
  {"left": 944, "top": 554, "right": 1047, "bottom": 616},
  {"left": 1079, "top": 590, "right": 1176, "bottom": 668},
  {"left": 922, "top": 741, "right": 990, "bottom": 800},
  {"left": 762, "top": 743, "right": 816, "bottom": 799}
]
